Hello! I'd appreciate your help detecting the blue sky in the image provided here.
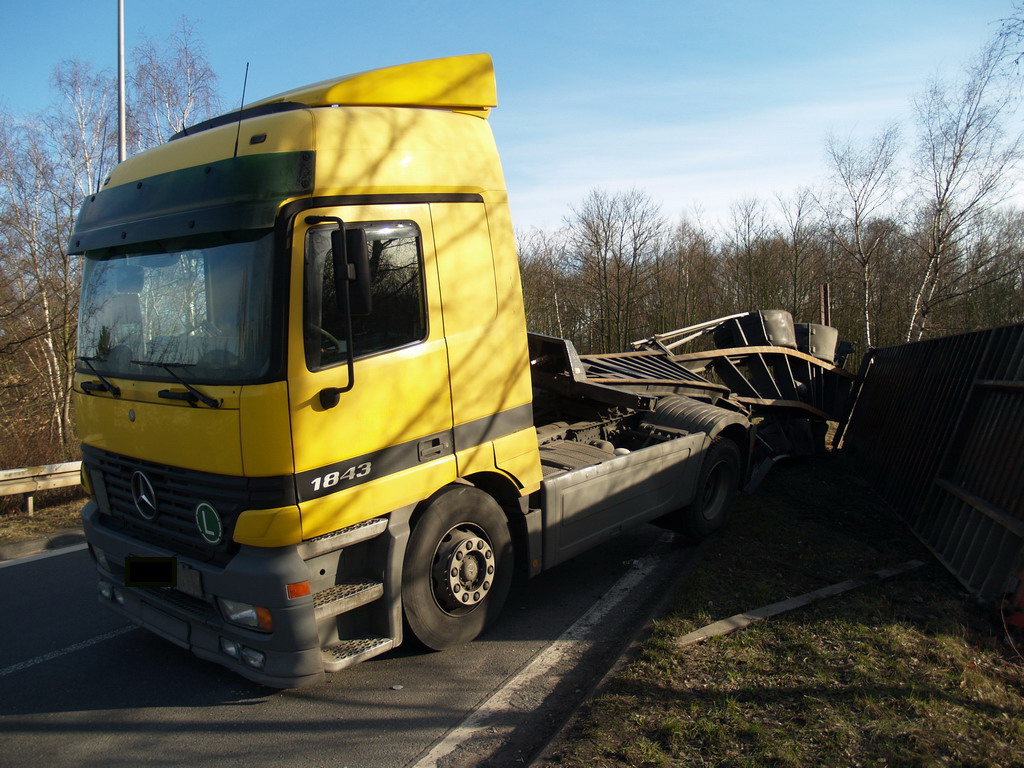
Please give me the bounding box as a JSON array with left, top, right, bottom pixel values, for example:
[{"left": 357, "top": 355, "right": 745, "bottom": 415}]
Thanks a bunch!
[{"left": 0, "top": 1, "right": 1017, "bottom": 230}]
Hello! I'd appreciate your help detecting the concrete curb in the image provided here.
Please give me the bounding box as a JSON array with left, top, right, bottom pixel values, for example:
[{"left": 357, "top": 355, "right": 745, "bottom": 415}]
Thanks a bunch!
[
  {"left": 0, "top": 526, "right": 86, "bottom": 562},
  {"left": 526, "top": 537, "right": 711, "bottom": 768}
]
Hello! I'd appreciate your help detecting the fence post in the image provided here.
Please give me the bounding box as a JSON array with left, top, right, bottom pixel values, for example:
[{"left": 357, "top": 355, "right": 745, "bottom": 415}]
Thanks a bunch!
[{"left": 23, "top": 492, "right": 35, "bottom": 517}]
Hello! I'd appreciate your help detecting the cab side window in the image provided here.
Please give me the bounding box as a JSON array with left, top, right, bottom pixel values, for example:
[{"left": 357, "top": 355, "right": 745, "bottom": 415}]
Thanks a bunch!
[{"left": 304, "top": 221, "right": 426, "bottom": 370}]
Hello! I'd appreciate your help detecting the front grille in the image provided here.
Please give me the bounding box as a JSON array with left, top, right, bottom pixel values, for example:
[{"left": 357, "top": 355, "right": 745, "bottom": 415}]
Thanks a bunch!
[
  {"left": 84, "top": 445, "right": 295, "bottom": 564},
  {"left": 141, "top": 587, "right": 217, "bottom": 621}
]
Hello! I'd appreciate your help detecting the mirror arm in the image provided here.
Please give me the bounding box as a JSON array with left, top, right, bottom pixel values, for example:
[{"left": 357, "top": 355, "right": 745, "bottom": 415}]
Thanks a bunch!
[{"left": 305, "top": 215, "right": 357, "bottom": 409}]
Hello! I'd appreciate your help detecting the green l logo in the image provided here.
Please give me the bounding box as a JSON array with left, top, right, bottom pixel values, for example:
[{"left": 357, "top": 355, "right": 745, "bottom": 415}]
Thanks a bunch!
[{"left": 195, "top": 502, "right": 223, "bottom": 545}]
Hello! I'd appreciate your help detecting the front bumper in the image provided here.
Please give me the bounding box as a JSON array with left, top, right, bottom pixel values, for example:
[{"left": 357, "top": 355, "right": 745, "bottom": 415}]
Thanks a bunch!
[{"left": 81, "top": 500, "right": 325, "bottom": 688}]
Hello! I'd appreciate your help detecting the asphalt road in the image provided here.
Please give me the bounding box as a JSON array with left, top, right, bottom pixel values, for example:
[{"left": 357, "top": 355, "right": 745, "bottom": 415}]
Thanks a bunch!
[{"left": 0, "top": 525, "right": 696, "bottom": 768}]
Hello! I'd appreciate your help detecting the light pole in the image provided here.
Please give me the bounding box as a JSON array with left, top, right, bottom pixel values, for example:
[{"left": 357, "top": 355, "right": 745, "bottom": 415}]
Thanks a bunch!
[{"left": 117, "top": 0, "right": 126, "bottom": 163}]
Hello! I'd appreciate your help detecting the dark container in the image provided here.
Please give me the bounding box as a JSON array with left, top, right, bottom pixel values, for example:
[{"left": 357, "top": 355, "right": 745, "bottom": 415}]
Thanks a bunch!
[
  {"left": 795, "top": 322, "right": 839, "bottom": 363},
  {"left": 714, "top": 309, "right": 797, "bottom": 350}
]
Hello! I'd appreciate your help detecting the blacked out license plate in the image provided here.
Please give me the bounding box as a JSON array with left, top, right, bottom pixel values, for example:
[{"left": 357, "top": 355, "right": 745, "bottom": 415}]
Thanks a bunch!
[{"left": 124, "top": 556, "right": 176, "bottom": 587}]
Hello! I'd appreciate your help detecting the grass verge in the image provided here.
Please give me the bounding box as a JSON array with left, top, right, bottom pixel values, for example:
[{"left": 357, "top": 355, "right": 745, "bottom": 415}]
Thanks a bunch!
[
  {"left": 536, "top": 454, "right": 1024, "bottom": 767},
  {"left": 0, "top": 498, "right": 86, "bottom": 543}
]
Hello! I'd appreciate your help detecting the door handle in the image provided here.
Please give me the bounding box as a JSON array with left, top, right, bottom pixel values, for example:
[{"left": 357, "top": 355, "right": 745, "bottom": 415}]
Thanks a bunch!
[{"left": 417, "top": 435, "right": 452, "bottom": 462}]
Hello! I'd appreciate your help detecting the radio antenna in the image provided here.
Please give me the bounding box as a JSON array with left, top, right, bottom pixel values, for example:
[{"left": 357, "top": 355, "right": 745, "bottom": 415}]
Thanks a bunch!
[{"left": 232, "top": 62, "right": 250, "bottom": 159}]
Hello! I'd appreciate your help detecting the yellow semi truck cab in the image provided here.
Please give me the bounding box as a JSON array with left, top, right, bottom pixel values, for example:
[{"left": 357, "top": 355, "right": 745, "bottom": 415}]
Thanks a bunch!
[{"left": 73, "top": 55, "right": 757, "bottom": 687}]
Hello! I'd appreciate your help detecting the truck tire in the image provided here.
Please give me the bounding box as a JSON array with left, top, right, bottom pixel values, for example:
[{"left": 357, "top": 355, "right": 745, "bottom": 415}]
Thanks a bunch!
[
  {"left": 402, "top": 485, "right": 513, "bottom": 650},
  {"left": 656, "top": 438, "right": 741, "bottom": 540}
]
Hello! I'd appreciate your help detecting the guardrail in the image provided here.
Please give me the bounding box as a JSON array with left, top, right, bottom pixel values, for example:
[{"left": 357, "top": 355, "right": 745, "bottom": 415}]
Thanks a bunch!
[{"left": 0, "top": 461, "right": 82, "bottom": 516}]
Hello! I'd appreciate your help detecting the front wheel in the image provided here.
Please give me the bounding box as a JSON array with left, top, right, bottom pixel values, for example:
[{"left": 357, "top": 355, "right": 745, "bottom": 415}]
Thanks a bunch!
[{"left": 402, "top": 485, "right": 513, "bottom": 650}]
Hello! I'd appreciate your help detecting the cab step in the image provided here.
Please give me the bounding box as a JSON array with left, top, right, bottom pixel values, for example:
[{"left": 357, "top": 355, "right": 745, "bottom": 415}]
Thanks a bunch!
[
  {"left": 298, "top": 517, "right": 388, "bottom": 559},
  {"left": 312, "top": 580, "right": 384, "bottom": 621},
  {"left": 321, "top": 636, "right": 395, "bottom": 672}
]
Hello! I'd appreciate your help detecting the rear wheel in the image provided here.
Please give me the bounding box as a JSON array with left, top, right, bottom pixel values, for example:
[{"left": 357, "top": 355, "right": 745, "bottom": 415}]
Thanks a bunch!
[
  {"left": 656, "top": 438, "right": 741, "bottom": 540},
  {"left": 402, "top": 485, "right": 513, "bottom": 650}
]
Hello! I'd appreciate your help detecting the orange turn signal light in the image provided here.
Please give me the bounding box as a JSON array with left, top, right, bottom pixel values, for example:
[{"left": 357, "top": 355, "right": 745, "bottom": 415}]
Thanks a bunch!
[
  {"left": 286, "top": 580, "right": 311, "bottom": 599},
  {"left": 255, "top": 606, "right": 274, "bottom": 631}
]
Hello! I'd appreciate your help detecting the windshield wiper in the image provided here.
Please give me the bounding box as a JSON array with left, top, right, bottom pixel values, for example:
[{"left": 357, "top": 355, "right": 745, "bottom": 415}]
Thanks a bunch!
[
  {"left": 132, "top": 360, "right": 222, "bottom": 408},
  {"left": 77, "top": 356, "right": 121, "bottom": 397}
]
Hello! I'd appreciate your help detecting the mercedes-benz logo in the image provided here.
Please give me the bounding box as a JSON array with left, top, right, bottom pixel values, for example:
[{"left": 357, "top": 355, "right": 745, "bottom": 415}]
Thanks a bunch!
[{"left": 131, "top": 471, "right": 158, "bottom": 520}]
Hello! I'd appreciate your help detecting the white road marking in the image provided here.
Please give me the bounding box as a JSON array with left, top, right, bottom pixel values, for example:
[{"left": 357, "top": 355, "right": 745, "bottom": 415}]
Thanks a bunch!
[
  {"left": 0, "top": 542, "right": 88, "bottom": 569},
  {"left": 410, "top": 546, "right": 668, "bottom": 768},
  {"left": 0, "top": 625, "right": 138, "bottom": 678}
]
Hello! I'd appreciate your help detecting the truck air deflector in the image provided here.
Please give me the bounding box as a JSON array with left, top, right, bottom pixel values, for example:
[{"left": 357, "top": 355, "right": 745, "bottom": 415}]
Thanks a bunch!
[
  {"left": 170, "top": 101, "right": 307, "bottom": 140},
  {"left": 70, "top": 152, "right": 315, "bottom": 253},
  {"left": 249, "top": 54, "right": 497, "bottom": 114}
]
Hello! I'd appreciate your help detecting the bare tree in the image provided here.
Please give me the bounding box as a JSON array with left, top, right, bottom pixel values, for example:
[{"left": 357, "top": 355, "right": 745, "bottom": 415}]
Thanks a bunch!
[
  {"left": 997, "top": 1, "right": 1024, "bottom": 69},
  {"left": 941, "top": 209, "right": 1024, "bottom": 331},
  {"left": 48, "top": 60, "right": 118, "bottom": 198},
  {"left": 644, "top": 217, "right": 718, "bottom": 334},
  {"left": 819, "top": 124, "right": 902, "bottom": 348},
  {"left": 905, "top": 41, "right": 1023, "bottom": 340},
  {"left": 0, "top": 113, "right": 80, "bottom": 453},
  {"left": 0, "top": 22, "right": 223, "bottom": 467},
  {"left": 130, "top": 16, "right": 221, "bottom": 151},
  {"left": 564, "top": 189, "right": 665, "bottom": 352},
  {"left": 776, "top": 188, "right": 823, "bottom": 322},
  {"left": 721, "top": 197, "right": 796, "bottom": 313},
  {"left": 517, "top": 227, "right": 575, "bottom": 339},
  {"left": 0, "top": 59, "right": 119, "bottom": 453}
]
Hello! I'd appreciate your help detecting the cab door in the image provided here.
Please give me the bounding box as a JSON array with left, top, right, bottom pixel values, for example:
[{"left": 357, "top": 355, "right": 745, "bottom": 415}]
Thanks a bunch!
[{"left": 287, "top": 204, "right": 455, "bottom": 539}]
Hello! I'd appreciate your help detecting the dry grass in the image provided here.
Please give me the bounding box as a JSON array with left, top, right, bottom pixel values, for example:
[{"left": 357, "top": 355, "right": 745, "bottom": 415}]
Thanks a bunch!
[
  {"left": 0, "top": 496, "right": 86, "bottom": 543},
  {"left": 537, "top": 454, "right": 1024, "bottom": 768}
]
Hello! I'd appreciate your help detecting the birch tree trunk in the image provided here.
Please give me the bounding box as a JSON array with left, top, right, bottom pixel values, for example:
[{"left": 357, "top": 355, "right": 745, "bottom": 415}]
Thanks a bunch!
[{"left": 906, "top": 40, "right": 1022, "bottom": 341}]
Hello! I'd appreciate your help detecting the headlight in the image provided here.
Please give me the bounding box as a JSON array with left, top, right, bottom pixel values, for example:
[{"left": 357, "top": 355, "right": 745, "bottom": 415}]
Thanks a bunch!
[
  {"left": 90, "top": 545, "right": 110, "bottom": 571},
  {"left": 217, "top": 598, "right": 273, "bottom": 631}
]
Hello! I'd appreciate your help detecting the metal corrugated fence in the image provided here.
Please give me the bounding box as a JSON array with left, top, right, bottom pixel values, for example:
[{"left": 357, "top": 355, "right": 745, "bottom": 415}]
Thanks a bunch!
[{"left": 841, "top": 323, "right": 1024, "bottom": 601}]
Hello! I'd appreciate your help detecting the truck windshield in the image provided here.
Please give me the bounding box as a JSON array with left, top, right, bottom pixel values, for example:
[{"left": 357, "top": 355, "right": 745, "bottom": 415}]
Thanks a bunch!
[{"left": 77, "top": 231, "right": 275, "bottom": 384}]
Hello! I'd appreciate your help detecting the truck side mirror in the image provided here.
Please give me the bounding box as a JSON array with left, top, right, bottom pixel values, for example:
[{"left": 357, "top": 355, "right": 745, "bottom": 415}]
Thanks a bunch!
[
  {"left": 330, "top": 228, "right": 372, "bottom": 317},
  {"left": 307, "top": 215, "right": 371, "bottom": 409},
  {"left": 345, "top": 228, "right": 371, "bottom": 316}
]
